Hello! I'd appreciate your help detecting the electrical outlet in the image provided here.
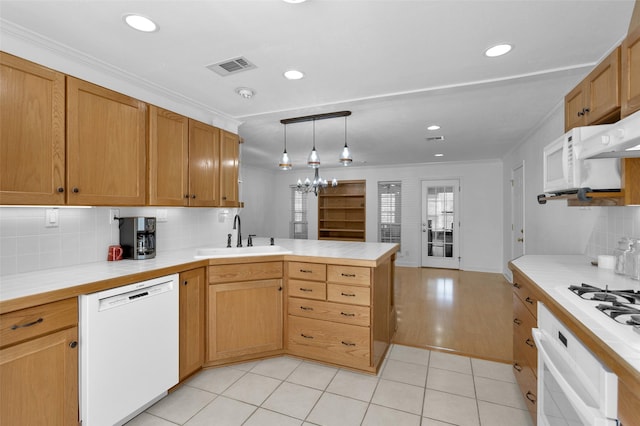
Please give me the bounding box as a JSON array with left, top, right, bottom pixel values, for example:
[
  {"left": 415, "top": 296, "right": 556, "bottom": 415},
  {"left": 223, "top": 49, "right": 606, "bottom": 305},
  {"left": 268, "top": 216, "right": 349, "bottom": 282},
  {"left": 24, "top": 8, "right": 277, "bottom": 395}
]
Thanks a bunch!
[
  {"left": 109, "top": 209, "right": 120, "bottom": 224},
  {"left": 156, "top": 209, "right": 168, "bottom": 222},
  {"left": 45, "top": 209, "right": 59, "bottom": 228}
]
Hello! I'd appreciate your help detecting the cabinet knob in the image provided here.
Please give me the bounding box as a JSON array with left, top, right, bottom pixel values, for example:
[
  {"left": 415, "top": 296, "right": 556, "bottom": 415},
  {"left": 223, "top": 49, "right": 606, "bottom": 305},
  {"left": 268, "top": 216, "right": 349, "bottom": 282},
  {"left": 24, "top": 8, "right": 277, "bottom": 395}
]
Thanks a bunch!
[
  {"left": 183, "top": 280, "right": 188, "bottom": 286},
  {"left": 222, "top": 196, "right": 227, "bottom": 200},
  {"left": 72, "top": 187, "right": 79, "bottom": 193},
  {"left": 69, "top": 341, "right": 78, "bottom": 349},
  {"left": 57, "top": 187, "right": 64, "bottom": 193},
  {"left": 191, "top": 194, "right": 196, "bottom": 199},
  {"left": 184, "top": 194, "right": 190, "bottom": 199}
]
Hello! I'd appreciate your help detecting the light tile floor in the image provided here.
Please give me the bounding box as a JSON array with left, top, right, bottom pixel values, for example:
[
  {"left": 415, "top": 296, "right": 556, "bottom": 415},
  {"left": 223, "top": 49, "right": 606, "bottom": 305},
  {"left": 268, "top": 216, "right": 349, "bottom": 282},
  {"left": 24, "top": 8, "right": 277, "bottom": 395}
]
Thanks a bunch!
[{"left": 126, "top": 345, "right": 534, "bottom": 426}]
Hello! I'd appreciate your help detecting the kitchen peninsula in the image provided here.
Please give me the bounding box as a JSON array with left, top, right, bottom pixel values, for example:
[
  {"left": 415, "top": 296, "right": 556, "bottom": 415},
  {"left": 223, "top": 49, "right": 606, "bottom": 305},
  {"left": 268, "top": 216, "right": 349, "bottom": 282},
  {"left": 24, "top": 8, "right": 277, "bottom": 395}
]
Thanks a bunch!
[{"left": 0, "top": 239, "right": 397, "bottom": 425}]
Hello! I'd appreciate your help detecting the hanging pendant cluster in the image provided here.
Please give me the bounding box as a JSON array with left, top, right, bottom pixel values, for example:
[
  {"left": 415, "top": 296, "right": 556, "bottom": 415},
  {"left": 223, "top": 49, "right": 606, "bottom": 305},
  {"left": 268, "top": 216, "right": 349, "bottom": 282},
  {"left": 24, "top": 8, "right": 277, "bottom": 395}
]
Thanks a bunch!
[{"left": 278, "top": 111, "right": 353, "bottom": 196}]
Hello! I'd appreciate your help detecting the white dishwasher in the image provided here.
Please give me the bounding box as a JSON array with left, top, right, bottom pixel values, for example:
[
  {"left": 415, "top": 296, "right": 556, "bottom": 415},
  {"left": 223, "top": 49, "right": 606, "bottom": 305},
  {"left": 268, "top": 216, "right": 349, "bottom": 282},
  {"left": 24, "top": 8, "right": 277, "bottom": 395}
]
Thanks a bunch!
[{"left": 79, "top": 274, "right": 179, "bottom": 426}]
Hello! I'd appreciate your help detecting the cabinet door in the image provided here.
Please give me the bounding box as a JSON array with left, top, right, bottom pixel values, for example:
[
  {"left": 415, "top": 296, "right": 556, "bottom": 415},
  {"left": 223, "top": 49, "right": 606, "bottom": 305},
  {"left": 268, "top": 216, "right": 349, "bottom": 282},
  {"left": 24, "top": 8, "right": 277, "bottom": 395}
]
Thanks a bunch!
[
  {"left": 586, "top": 46, "right": 620, "bottom": 124},
  {"left": 0, "top": 327, "right": 78, "bottom": 426},
  {"left": 188, "top": 120, "right": 219, "bottom": 207},
  {"left": 622, "top": 26, "right": 640, "bottom": 117},
  {"left": 179, "top": 267, "right": 205, "bottom": 381},
  {"left": 208, "top": 279, "right": 283, "bottom": 361},
  {"left": 148, "top": 106, "right": 189, "bottom": 206},
  {"left": 0, "top": 53, "right": 66, "bottom": 205},
  {"left": 565, "top": 84, "right": 587, "bottom": 132},
  {"left": 219, "top": 130, "right": 240, "bottom": 207},
  {"left": 66, "top": 77, "right": 146, "bottom": 205}
]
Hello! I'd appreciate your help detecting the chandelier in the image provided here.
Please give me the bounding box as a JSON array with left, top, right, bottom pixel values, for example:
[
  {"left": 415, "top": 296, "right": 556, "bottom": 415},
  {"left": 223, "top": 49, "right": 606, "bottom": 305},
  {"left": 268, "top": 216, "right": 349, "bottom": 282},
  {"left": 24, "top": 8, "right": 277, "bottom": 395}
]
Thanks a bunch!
[{"left": 278, "top": 111, "right": 353, "bottom": 196}]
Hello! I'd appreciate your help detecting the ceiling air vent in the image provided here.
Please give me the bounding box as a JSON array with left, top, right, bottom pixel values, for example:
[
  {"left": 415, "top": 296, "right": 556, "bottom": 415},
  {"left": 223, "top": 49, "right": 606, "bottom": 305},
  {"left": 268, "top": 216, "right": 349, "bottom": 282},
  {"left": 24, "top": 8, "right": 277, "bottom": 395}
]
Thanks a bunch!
[
  {"left": 426, "top": 136, "right": 445, "bottom": 142},
  {"left": 207, "top": 57, "right": 257, "bottom": 76}
]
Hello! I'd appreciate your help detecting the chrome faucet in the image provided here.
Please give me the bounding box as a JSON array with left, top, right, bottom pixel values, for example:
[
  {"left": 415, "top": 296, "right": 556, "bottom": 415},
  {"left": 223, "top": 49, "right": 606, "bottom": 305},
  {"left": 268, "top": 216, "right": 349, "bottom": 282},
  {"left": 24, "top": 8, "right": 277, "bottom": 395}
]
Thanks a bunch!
[{"left": 233, "top": 214, "right": 242, "bottom": 247}]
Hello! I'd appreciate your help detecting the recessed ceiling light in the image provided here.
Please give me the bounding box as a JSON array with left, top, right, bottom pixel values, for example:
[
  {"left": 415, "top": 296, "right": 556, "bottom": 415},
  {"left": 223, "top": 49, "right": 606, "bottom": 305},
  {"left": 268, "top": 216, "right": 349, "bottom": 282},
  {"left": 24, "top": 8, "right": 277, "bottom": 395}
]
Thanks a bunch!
[
  {"left": 427, "top": 125, "right": 440, "bottom": 131},
  {"left": 283, "top": 0, "right": 307, "bottom": 3},
  {"left": 434, "top": 153, "right": 444, "bottom": 157},
  {"left": 235, "top": 87, "right": 255, "bottom": 99},
  {"left": 124, "top": 14, "right": 158, "bottom": 32},
  {"left": 284, "top": 70, "right": 305, "bottom": 80},
  {"left": 485, "top": 44, "right": 512, "bottom": 57}
]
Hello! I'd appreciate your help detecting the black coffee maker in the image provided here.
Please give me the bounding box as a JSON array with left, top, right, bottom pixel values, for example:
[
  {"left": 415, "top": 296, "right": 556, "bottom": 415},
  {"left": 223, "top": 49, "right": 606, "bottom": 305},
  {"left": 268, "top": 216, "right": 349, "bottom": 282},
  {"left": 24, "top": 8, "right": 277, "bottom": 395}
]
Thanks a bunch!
[{"left": 119, "top": 217, "right": 156, "bottom": 259}]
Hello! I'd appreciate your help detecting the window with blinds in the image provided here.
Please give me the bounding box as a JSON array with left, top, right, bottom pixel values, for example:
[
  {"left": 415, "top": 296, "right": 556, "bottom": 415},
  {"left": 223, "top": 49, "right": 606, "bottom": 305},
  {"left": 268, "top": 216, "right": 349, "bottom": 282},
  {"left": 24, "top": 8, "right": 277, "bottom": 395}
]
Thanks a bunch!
[
  {"left": 378, "top": 182, "right": 401, "bottom": 245},
  {"left": 290, "top": 186, "right": 308, "bottom": 239}
]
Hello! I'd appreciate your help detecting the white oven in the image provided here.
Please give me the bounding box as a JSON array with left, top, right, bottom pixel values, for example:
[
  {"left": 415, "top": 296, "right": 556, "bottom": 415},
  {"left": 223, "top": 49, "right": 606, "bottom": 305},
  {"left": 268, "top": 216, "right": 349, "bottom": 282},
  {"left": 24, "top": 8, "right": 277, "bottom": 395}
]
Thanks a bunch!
[{"left": 532, "top": 302, "right": 618, "bottom": 426}]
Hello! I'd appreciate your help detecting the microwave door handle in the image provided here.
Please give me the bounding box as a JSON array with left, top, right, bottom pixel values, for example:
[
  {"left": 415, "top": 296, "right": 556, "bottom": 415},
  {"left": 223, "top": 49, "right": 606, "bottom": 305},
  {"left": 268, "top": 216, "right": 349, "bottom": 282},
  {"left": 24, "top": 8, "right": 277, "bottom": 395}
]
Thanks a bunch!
[
  {"left": 532, "top": 329, "right": 606, "bottom": 425},
  {"left": 562, "top": 139, "right": 569, "bottom": 184}
]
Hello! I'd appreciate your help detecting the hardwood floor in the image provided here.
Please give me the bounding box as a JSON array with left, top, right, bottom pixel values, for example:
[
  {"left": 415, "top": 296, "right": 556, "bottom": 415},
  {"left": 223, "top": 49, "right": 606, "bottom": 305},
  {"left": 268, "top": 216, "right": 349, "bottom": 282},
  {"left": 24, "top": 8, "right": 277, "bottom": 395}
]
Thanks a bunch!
[{"left": 392, "top": 266, "right": 513, "bottom": 363}]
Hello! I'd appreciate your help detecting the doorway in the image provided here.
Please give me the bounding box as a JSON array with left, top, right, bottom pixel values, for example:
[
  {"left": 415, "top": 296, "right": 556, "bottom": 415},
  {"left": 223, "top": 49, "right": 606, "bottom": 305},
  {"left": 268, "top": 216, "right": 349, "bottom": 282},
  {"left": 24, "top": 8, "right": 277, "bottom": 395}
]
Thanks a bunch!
[
  {"left": 421, "top": 179, "right": 460, "bottom": 269},
  {"left": 511, "top": 162, "right": 525, "bottom": 260}
]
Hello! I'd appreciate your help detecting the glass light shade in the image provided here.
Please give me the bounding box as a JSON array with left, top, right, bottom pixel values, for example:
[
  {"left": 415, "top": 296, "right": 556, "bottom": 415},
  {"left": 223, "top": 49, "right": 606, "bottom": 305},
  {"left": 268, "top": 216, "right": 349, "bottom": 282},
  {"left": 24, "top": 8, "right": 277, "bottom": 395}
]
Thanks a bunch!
[
  {"left": 304, "top": 177, "right": 311, "bottom": 187},
  {"left": 307, "top": 148, "right": 320, "bottom": 168},
  {"left": 279, "top": 151, "right": 292, "bottom": 170},
  {"left": 339, "top": 145, "right": 352, "bottom": 166},
  {"left": 331, "top": 178, "right": 338, "bottom": 187}
]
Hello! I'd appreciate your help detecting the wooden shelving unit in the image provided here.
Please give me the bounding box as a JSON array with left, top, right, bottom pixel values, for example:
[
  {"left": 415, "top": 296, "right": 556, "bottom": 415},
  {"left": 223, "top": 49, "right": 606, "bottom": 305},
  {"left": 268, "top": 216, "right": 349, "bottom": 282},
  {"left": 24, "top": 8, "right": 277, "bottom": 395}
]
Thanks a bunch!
[{"left": 318, "top": 180, "right": 366, "bottom": 241}]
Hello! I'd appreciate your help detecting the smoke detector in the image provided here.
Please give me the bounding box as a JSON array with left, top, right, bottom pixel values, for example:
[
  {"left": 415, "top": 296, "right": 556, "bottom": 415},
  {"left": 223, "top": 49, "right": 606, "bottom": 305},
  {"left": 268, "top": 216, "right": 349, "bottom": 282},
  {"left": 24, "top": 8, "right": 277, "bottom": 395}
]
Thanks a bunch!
[{"left": 236, "top": 87, "right": 255, "bottom": 99}]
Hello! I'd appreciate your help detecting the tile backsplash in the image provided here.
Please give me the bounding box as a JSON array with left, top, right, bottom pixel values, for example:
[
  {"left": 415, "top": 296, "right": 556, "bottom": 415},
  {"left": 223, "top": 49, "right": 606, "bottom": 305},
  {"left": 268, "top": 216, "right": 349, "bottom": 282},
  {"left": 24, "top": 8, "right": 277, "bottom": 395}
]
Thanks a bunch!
[
  {"left": 586, "top": 206, "right": 640, "bottom": 259},
  {"left": 0, "top": 206, "right": 240, "bottom": 276}
]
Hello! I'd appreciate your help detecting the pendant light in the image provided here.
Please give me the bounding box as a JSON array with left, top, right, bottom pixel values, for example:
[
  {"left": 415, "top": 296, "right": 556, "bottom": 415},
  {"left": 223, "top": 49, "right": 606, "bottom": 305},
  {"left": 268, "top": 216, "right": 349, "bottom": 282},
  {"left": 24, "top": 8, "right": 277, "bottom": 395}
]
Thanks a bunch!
[
  {"left": 339, "top": 115, "right": 352, "bottom": 166},
  {"left": 279, "top": 123, "right": 292, "bottom": 170},
  {"left": 307, "top": 119, "right": 320, "bottom": 168}
]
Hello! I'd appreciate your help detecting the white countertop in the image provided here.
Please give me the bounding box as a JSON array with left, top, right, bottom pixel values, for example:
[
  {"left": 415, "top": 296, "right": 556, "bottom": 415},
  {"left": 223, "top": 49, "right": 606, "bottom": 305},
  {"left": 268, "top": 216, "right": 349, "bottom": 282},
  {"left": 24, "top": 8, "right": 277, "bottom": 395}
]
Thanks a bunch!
[
  {"left": 511, "top": 255, "right": 640, "bottom": 375},
  {"left": 0, "top": 239, "right": 398, "bottom": 306}
]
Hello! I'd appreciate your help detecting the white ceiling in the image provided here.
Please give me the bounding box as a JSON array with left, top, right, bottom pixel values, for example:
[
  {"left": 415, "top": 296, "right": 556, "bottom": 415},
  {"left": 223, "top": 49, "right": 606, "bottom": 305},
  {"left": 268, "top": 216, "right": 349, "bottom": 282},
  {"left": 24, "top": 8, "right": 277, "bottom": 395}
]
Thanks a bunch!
[{"left": 0, "top": 0, "right": 635, "bottom": 169}]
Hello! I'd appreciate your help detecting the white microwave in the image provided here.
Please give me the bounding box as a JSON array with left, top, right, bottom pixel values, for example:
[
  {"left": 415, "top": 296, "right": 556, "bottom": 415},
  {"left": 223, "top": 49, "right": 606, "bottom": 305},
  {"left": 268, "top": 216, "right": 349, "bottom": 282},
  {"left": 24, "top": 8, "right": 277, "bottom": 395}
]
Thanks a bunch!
[{"left": 543, "top": 125, "right": 621, "bottom": 194}]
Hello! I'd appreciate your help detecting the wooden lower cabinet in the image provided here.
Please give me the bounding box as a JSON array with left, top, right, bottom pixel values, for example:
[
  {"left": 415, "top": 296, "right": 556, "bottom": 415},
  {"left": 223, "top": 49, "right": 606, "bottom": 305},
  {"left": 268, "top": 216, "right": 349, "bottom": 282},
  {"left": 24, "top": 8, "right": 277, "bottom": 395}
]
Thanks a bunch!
[
  {"left": 179, "top": 267, "right": 206, "bottom": 381},
  {"left": 512, "top": 272, "right": 538, "bottom": 424},
  {"left": 207, "top": 262, "right": 284, "bottom": 363},
  {"left": 286, "top": 260, "right": 392, "bottom": 373},
  {"left": 618, "top": 378, "right": 640, "bottom": 426},
  {"left": 0, "top": 299, "right": 78, "bottom": 426}
]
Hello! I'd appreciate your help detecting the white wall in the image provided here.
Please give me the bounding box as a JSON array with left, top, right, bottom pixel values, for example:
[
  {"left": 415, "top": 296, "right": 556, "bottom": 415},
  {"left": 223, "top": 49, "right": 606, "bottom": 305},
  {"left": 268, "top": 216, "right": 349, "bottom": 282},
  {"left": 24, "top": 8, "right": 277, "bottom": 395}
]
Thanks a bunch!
[
  {"left": 501, "top": 101, "right": 640, "bottom": 279},
  {"left": 245, "top": 159, "right": 504, "bottom": 273}
]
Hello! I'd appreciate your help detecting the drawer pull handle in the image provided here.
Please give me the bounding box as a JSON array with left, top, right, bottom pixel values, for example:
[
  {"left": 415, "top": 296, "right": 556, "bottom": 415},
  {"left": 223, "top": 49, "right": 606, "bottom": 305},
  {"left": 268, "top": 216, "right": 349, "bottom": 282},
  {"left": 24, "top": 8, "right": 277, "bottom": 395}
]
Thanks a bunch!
[
  {"left": 525, "top": 297, "right": 534, "bottom": 304},
  {"left": 299, "top": 269, "right": 312, "bottom": 273},
  {"left": 513, "top": 282, "right": 521, "bottom": 289},
  {"left": 301, "top": 333, "right": 314, "bottom": 339},
  {"left": 341, "top": 292, "right": 356, "bottom": 297},
  {"left": 300, "top": 306, "right": 314, "bottom": 311},
  {"left": 341, "top": 341, "right": 356, "bottom": 346},
  {"left": 513, "top": 363, "right": 522, "bottom": 372},
  {"left": 525, "top": 391, "right": 536, "bottom": 404},
  {"left": 299, "top": 288, "right": 313, "bottom": 292},
  {"left": 341, "top": 273, "right": 356, "bottom": 277},
  {"left": 11, "top": 317, "right": 44, "bottom": 330},
  {"left": 525, "top": 338, "right": 535, "bottom": 348},
  {"left": 340, "top": 312, "right": 355, "bottom": 317},
  {"left": 513, "top": 318, "right": 522, "bottom": 325}
]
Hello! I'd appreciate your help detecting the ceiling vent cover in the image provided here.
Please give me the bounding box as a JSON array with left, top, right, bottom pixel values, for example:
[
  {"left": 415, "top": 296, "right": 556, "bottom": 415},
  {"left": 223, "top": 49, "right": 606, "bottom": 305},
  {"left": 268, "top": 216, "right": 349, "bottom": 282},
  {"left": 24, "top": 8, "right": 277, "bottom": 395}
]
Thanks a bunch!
[
  {"left": 207, "top": 57, "right": 257, "bottom": 76},
  {"left": 426, "top": 136, "right": 445, "bottom": 142}
]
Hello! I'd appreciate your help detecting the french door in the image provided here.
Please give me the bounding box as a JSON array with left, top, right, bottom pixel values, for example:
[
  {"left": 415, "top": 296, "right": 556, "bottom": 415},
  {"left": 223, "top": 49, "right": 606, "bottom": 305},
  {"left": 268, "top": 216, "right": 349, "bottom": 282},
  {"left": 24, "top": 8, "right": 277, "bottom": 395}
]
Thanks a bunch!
[{"left": 421, "top": 179, "right": 460, "bottom": 269}]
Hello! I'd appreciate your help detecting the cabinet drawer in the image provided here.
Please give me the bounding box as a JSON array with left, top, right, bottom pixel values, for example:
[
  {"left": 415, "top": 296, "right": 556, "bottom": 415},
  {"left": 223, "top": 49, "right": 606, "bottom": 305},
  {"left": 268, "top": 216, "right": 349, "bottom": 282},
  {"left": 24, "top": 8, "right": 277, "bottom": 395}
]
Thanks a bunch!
[
  {"left": 288, "top": 280, "right": 326, "bottom": 300},
  {"left": 288, "top": 297, "right": 370, "bottom": 326},
  {"left": 327, "top": 265, "right": 370, "bottom": 286},
  {"left": 287, "top": 262, "right": 326, "bottom": 282},
  {"left": 327, "top": 284, "right": 370, "bottom": 306},
  {"left": 512, "top": 277, "right": 538, "bottom": 319},
  {"left": 512, "top": 356, "right": 537, "bottom": 424},
  {"left": 209, "top": 262, "right": 283, "bottom": 284},
  {"left": 287, "top": 316, "right": 370, "bottom": 369},
  {"left": 513, "top": 294, "right": 537, "bottom": 372},
  {"left": 0, "top": 298, "right": 77, "bottom": 348}
]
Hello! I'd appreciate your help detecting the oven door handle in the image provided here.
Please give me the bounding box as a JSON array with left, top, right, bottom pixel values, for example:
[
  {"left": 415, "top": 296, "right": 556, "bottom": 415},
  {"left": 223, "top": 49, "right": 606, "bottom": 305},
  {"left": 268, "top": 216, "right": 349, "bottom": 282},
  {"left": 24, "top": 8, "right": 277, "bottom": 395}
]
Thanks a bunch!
[{"left": 532, "top": 329, "right": 610, "bottom": 426}]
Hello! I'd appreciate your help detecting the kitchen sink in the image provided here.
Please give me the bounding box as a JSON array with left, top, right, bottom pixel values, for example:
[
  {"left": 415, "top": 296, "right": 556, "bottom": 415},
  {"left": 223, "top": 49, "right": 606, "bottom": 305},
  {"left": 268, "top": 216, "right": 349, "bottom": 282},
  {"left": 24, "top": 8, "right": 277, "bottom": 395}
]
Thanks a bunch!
[{"left": 194, "top": 245, "right": 292, "bottom": 259}]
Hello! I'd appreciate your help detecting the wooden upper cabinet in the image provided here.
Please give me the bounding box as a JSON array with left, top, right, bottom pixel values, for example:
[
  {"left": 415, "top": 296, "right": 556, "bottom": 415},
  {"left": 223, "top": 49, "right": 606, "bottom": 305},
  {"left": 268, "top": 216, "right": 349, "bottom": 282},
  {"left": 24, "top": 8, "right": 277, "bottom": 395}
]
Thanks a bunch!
[
  {"left": 147, "top": 106, "right": 189, "bottom": 206},
  {"left": 621, "top": 26, "right": 640, "bottom": 117},
  {"left": 66, "top": 77, "right": 146, "bottom": 205},
  {"left": 219, "top": 130, "right": 240, "bottom": 207},
  {"left": 188, "top": 119, "right": 220, "bottom": 207},
  {"left": 0, "top": 53, "right": 66, "bottom": 205},
  {"left": 565, "top": 47, "right": 621, "bottom": 131}
]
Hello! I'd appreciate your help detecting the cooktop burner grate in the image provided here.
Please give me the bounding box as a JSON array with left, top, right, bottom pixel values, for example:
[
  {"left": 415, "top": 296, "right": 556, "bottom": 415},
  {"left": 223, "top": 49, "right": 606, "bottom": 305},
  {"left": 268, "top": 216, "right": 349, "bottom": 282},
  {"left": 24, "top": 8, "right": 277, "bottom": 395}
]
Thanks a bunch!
[
  {"left": 569, "top": 283, "right": 640, "bottom": 305},
  {"left": 596, "top": 302, "right": 640, "bottom": 325}
]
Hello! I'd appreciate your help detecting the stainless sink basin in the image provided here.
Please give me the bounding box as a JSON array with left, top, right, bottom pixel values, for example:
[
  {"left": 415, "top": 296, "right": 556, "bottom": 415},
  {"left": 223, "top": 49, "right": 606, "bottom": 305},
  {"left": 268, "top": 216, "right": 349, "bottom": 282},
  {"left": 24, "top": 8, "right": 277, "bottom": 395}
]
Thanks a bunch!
[{"left": 194, "top": 245, "right": 292, "bottom": 259}]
